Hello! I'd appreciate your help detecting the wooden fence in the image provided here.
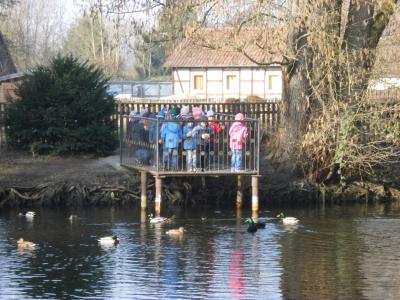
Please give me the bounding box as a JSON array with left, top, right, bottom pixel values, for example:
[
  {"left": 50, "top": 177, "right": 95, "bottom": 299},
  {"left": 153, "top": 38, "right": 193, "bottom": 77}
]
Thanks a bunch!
[
  {"left": 116, "top": 100, "right": 281, "bottom": 129},
  {"left": 0, "top": 100, "right": 281, "bottom": 147}
]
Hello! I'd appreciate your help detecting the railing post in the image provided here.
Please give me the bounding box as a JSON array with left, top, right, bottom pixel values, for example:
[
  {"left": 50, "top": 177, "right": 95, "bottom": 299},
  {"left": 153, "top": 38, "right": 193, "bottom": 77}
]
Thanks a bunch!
[
  {"left": 257, "top": 120, "right": 260, "bottom": 174},
  {"left": 156, "top": 118, "right": 160, "bottom": 173},
  {"left": 141, "top": 171, "right": 147, "bottom": 209},
  {"left": 119, "top": 114, "right": 123, "bottom": 166}
]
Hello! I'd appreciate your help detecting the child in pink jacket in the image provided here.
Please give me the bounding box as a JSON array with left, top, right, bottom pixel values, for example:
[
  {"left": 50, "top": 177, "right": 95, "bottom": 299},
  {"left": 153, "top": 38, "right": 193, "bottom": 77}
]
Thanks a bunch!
[{"left": 229, "top": 113, "right": 248, "bottom": 171}]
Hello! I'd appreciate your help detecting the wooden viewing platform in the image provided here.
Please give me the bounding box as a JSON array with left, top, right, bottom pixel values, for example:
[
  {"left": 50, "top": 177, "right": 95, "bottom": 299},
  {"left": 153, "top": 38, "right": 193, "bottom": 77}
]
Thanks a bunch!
[{"left": 119, "top": 112, "right": 261, "bottom": 216}]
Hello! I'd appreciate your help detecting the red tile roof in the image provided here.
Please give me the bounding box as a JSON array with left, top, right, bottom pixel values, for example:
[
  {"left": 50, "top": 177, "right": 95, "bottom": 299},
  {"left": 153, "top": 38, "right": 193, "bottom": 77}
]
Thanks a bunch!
[{"left": 164, "top": 27, "right": 287, "bottom": 68}]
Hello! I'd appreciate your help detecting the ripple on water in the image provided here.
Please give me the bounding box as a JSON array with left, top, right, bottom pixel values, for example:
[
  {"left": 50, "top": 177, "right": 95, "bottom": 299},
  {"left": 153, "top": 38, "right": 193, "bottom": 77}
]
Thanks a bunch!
[{"left": 1, "top": 206, "right": 400, "bottom": 299}]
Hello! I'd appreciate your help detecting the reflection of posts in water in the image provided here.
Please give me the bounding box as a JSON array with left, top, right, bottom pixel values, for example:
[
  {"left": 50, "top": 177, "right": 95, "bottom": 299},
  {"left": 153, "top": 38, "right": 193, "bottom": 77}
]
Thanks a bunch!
[
  {"left": 140, "top": 208, "right": 147, "bottom": 244},
  {"left": 252, "top": 209, "right": 259, "bottom": 221},
  {"left": 236, "top": 206, "right": 242, "bottom": 227},
  {"left": 154, "top": 223, "right": 162, "bottom": 279},
  {"left": 141, "top": 171, "right": 147, "bottom": 209},
  {"left": 252, "top": 176, "right": 259, "bottom": 212},
  {"left": 228, "top": 249, "right": 244, "bottom": 299},
  {"left": 155, "top": 176, "right": 162, "bottom": 217},
  {"left": 236, "top": 175, "right": 243, "bottom": 208}
]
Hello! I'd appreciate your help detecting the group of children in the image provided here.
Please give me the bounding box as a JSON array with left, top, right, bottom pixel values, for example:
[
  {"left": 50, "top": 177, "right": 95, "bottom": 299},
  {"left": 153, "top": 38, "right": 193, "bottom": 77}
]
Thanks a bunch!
[{"left": 129, "top": 105, "right": 248, "bottom": 172}]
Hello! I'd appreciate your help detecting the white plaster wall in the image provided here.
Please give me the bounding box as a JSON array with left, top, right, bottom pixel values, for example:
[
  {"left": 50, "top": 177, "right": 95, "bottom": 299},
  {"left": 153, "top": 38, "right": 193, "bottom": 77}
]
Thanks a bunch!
[
  {"left": 207, "top": 69, "right": 222, "bottom": 81},
  {"left": 252, "top": 82, "right": 265, "bottom": 95},
  {"left": 172, "top": 67, "right": 283, "bottom": 100},
  {"left": 240, "top": 81, "right": 252, "bottom": 95},
  {"left": 253, "top": 69, "right": 265, "bottom": 81}
]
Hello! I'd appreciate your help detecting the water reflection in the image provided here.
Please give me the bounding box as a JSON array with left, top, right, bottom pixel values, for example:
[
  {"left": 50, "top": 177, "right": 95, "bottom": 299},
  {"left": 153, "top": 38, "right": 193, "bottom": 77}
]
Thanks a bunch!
[{"left": 1, "top": 205, "right": 400, "bottom": 298}]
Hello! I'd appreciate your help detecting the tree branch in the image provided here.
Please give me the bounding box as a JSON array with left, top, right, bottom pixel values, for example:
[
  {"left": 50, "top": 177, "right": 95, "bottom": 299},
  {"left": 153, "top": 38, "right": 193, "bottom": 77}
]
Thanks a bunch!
[{"left": 369, "top": 0, "right": 399, "bottom": 48}]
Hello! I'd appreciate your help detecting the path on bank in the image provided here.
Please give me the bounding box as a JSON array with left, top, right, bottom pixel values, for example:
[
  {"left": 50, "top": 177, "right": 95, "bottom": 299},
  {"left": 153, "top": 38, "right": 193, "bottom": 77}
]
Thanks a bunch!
[{"left": 0, "top": 151, "right": 130, "bottom": 188}]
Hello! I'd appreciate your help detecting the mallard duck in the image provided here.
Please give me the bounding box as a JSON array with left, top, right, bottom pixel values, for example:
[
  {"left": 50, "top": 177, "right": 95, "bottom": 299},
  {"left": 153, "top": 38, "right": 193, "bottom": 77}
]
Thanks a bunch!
[
  {"left": 166, "top": 227, "right": 186, "bottom": 235},
  {"left": 148, "top": 213, "right": 174, "bottom": 224},
  {"left": 277, "top": 213, "right": 299, "bottom": 225},
  {"left": 246, "top": 217, "right": 266, "bottom": 229},
  {"left": 245, "top": 218, "right": 258, "bottom": 233},
  {"left": 17, "top": 238, "right": 36, "bottom": 250},
  {"left": 98, "top": 235, "right": 119, "bottom": 246}
]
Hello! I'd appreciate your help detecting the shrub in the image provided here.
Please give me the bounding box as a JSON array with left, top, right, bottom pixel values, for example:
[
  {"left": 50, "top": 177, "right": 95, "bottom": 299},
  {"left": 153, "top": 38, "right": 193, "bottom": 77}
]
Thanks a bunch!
[{"left": 5, "top": 55, "right": 118, "bottom": 155}]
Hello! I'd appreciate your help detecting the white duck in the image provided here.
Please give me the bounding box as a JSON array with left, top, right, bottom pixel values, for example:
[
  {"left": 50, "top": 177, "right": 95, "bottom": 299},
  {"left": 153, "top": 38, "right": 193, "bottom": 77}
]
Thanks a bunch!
[
  {"left": 17, "top": 238, "right": 36, "bottom": 250},
  {"left": 19, "top": 211, "right": 35, "bottom": 220},
  {"left": 166, "top": 227, "right": 186, "bottom": 235},
  {"left": 98, "top": 236, "right": 119, "bottom": 246},
  {"left": 69, "top": 215, "right": 78, "bottom": 222},
  {"left": 148, "top": 213, "right": 173, "bottom": 224},
  {"left": 277, "top": 213, "right": 299, "bottom": 225}
]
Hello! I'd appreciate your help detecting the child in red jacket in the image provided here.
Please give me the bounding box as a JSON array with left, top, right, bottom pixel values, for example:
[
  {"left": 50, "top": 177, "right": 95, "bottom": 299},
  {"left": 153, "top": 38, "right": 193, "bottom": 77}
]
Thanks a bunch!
[{"left": 207, "top": 110, "right": 224, "bottom": 168}]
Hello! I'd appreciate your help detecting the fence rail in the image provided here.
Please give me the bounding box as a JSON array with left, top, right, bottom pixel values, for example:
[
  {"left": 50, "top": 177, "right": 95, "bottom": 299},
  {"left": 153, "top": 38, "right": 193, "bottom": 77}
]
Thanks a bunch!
[
  {"left": 117, "top": 100, "right": 280, "bottom": 129},
  {"left": 120, "top": 114, "right": 260, "bottom": 176}
]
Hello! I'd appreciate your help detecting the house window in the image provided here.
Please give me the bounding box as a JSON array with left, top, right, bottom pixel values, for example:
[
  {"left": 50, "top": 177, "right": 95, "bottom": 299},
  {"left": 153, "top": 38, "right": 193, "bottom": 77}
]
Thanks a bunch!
[
  {"left": 226, "top": 75, "right": 237, "bottom": 90},
  {"left": 194, "top": 75, "right": 204, "bottom": 90},
  {"left": 268, "top": 75, "right": 280, "bottom": 90}
]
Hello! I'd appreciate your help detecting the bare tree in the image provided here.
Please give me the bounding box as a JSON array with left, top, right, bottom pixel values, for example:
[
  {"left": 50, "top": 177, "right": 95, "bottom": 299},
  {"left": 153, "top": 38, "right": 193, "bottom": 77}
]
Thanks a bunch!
[
  {"left": 0, "top": 0, "right": 67, "bottom": 69},
  {"left": 147, "top": 0, "right": 400, "bottom": 184}
]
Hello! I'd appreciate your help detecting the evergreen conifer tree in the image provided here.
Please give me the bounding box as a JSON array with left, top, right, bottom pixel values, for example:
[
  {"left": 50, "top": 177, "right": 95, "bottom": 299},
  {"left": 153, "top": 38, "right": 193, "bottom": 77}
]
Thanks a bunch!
[{"left": 6, "top": 55, "right": 118, "bottom": 155}]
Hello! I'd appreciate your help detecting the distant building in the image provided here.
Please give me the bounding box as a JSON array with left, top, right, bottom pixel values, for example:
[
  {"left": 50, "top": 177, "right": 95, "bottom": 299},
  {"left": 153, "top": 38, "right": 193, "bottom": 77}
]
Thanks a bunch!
[
  {"left": 164, "top": 28, "right": 285, "bottom": 101},
  {"left": 0, "top": 32, "right": 20, "bottom": 103},
  {"left": 368, "top": 76, "right": 400, "bottom": 90}
]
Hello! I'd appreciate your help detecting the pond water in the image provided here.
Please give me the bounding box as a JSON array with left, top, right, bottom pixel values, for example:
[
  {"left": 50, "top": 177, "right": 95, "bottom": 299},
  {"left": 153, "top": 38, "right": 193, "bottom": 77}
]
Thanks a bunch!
[{"left": 1, "top": 203, "right": 400, "bottom": 299}]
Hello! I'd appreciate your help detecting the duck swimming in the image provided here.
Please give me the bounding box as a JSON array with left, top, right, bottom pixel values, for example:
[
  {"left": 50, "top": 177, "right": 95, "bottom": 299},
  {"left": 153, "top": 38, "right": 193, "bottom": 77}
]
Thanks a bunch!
[
  {"left": 69, "top": 215, "right": 78, "bottom": 222},
  {"left": 166, "top": 227, "right": 186, "bottom": 235},
  {"left": 19, "top": 211, "right": 35, "bottom": 219},
  {"left": 245, "top": 218, "right": 258, "bottom": 233},
  {"left": 148, "top": 213, "right": 174, "bottom": 224},
  {"left": 277, "top": 213, "right": 299, "bottom": 225},
  {"left": 17, "top": 238, "right": 36, "bottom": 250},
  {"left": 98, "top": 236, "right": 119, "bottom": 246}
]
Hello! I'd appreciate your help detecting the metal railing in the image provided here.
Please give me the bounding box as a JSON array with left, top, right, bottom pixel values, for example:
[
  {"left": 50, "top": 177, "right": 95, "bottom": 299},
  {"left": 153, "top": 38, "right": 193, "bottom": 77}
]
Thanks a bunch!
[
  {"left": 108, "top": 81, "right": 173, "bottom": 98},
  {"left": 0, "top": 102, "right": 5, "bottom": 147},
  {"left": 120, "top": 114, "right": 260, "bottom": 176}
]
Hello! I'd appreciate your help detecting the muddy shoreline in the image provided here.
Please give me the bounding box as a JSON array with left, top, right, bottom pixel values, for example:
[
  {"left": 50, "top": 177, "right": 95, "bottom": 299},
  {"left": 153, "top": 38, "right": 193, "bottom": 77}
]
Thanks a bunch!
[{"left": 0, "top": 150, "right": 399, "bottom": 208}]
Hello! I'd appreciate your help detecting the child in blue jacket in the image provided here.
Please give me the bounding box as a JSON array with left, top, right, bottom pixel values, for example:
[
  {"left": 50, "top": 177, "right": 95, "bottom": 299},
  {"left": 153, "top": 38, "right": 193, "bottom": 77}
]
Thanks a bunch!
[
  {"left": 160, "top": 118, "right": 182, "bottom": 170},
  {"left": 182, "top": 118, "right": 197, "bottom": 171}
]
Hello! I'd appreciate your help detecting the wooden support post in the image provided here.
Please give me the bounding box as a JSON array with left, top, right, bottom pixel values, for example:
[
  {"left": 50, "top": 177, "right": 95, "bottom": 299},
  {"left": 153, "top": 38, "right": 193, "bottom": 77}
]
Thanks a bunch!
[
  {"left": 141, "top": 171, "right": 147, "bottom": 209},
  {"left": 252, "top": 175, "right": 259, "bottom": 211},
  {"left": 236, "top": 175, "right": 243, "bottom": 207},
  {"left": 155, "top": 176, "right": 162, "bottom": 217}
]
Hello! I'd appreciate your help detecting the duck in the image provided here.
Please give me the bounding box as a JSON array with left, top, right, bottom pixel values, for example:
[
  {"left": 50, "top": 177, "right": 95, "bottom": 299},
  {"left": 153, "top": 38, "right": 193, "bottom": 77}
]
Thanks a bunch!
[
  {"left": 98, "top": 236, "right": 120, "bottom": 246},
  {"left": 17, "top": 238, "right": 36, "bottom": 250},
  {"left": 245, "top": 218, "right": 258, "bottom": 233},
  {"left": 19, "top": 211, "right": 35, "bottom": 220},
  {"left": 68, "top": 215, "right": 78, "bottom": 222},
  {"left": 247, "top": 217, "right": 266, "bottom": 228},
  {"left": 277, "top": 213, "right": 299, "bottom": 225},
  {"left": 166, "top": 227, "right": 186, "bottom": 235},
  {"left": 148, "top": 213, "right": 174, "bottom": 224},
  {"left": 19, "top": 211, "right": 35, "bottom": 217}
]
